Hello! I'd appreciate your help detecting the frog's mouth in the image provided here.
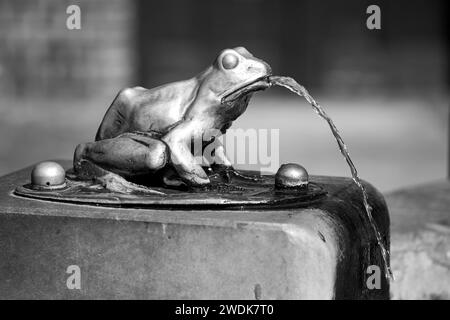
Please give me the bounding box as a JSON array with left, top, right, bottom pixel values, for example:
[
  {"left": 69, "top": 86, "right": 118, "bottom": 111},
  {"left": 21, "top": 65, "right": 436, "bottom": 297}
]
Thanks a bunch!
[{"left": 221, "top": 76, "right": 271, "bottom": 104}]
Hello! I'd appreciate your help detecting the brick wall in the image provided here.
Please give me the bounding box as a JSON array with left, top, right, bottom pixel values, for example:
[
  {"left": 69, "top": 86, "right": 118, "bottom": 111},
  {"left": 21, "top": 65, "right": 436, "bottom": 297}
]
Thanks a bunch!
[{"left": 0, "top": 0, "right": 135, "bottom": 99}]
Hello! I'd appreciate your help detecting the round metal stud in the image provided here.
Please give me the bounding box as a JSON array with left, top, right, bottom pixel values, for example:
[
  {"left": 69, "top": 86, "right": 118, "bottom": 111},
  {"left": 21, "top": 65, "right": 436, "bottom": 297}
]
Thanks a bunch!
[
  {"left": 31, "top": 161, "right": 66, "bottom": 190},
  {"left": 275, "top": 163, "right": 309, "bottom": 189}
]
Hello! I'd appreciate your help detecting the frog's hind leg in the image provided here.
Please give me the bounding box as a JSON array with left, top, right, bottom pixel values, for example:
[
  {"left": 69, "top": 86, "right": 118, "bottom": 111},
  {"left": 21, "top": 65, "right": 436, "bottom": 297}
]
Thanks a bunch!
[
  {"left": 74, "top": 158, "right": 165, "bottom": 195},
  {"left": 74, "top": 134, "right": 168, "bottom": 195}
]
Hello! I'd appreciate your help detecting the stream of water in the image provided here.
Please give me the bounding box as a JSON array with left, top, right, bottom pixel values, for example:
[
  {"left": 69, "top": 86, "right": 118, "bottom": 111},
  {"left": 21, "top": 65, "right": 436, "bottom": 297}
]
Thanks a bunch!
[{"left": 269, "top": 76, "right": 393, "bottom": 280}]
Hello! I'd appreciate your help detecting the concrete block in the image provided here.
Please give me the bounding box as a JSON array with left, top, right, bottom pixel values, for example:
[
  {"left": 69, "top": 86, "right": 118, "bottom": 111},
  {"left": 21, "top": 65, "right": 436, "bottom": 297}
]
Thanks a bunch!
[
  {"left": 0, "top": 161, "right": 390, "bottom": 299},
  {"left": 387, "top": 181, "right": 450, "bottom": 300}
]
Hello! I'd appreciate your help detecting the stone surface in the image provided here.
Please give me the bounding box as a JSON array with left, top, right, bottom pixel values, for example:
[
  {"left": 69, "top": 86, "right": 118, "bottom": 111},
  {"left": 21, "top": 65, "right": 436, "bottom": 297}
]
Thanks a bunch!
[
  {"left": 0, "top": 161, "right": 390, "bottom": 299},
  {"left": 387, "top": 181, "right": 450, "bottom": 300}
]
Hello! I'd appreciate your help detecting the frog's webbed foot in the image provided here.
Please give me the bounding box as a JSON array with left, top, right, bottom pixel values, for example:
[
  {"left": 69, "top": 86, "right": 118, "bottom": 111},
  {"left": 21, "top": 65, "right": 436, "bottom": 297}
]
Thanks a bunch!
[
  {"left": 162, "top": 169, "right": 187, "bottom": 188},
  {"left": 99, "top": 172, "right": 165, "bottom": 195},
  {"left": 75, "top": 158, "right": 165, "bottom": 195},
  {"left": 230, "top": 169, "right": 263, "bottom": 182},
  {"left": 209, "top": 164, "right": 263, "bottom": 183}
]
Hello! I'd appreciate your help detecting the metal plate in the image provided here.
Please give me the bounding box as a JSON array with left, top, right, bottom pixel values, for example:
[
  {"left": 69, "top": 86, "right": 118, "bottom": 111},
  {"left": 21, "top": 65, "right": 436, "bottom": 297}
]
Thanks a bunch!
[{"left": 14, "top": 170, "right": 326, "bottom": 210}]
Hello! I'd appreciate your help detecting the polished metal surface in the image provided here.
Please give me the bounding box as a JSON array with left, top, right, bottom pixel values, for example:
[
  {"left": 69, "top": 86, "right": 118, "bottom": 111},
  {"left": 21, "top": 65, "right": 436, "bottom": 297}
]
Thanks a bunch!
[
  {"left": 30, "top": 161, "right": 66, "bottom": 189},
  {"left": 17, "top": 167, "right": 325, "bottom": 209},
  {"left": 73, "top": 47, "right": 272, "bottom": 193},
  {"left": 275, "top": 163, "right": 309, "bottom": 189}
]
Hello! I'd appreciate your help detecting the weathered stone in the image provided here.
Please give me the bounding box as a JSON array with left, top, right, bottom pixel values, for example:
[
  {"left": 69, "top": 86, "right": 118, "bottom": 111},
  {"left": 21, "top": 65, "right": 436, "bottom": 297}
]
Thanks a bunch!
[
  {"left": 0, "top": 161, "right": 390, "bottom": 299},
  {"left": 387, "top": 181, "right": 450, "bottom": 300}
]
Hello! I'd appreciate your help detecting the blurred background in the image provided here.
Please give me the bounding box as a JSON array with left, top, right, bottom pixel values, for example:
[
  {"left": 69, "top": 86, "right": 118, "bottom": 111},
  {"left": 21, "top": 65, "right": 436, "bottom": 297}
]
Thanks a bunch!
[{"left": 0, "top": 0, "right": 448, "bottom": 192}]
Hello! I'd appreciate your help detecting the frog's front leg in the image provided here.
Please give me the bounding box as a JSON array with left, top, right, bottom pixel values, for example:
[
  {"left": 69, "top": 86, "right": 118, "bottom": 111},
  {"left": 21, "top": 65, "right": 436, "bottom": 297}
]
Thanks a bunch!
[
  {"left": 162, "top": 121, "right": 210, "bottom": 186},
  {"left": 210, "top": 144, "right": 263, "bottom": 182}
]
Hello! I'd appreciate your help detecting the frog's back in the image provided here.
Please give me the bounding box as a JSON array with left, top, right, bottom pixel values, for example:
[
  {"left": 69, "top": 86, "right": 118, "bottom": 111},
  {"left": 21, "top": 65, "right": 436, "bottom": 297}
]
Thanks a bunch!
[{"left": 95, "top": 79, "right": 198, "bottom": 141}]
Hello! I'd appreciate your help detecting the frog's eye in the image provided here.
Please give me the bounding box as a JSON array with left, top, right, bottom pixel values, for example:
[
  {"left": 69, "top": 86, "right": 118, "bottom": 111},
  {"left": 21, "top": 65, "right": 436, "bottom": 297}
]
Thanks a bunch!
[{"left": 221, "top": 53, "right": 239, "bottom": 70}]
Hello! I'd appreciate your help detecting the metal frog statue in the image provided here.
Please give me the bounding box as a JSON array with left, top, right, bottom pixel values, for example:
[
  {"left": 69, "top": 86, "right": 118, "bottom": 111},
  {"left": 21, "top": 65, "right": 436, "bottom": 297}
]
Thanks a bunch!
[
  {"left": 74, "top": 46, "right": 273, "bottom": 194},
  {"left": 19, "top": 46, "right": 322, "bottom": 208}
]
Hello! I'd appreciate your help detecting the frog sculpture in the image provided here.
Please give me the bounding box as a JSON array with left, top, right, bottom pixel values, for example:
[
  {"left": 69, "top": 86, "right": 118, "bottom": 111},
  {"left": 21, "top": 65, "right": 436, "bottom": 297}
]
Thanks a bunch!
[{"left": 73, "top": 47, "right": 272, "bottom": 193}]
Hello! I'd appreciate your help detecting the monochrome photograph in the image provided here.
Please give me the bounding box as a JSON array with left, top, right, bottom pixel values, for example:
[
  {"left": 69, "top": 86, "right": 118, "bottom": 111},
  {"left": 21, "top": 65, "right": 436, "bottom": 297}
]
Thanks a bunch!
[{"left": 0, "top": 0, "right": 448, "bottom": 308}]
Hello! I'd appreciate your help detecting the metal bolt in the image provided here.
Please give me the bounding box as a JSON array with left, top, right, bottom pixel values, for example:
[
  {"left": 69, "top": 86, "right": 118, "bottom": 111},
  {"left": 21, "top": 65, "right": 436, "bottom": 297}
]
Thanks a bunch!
[
  {"left": 275, "top": 163, "right": 309, "bottom": 189},
  {"left": 31, "top": 161, "right": 66, "bottom": 189}
]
